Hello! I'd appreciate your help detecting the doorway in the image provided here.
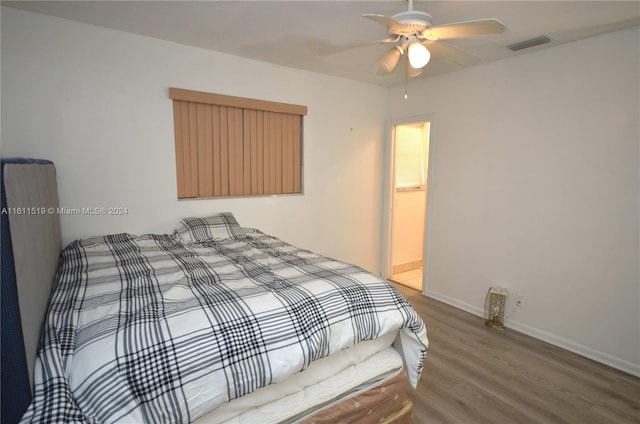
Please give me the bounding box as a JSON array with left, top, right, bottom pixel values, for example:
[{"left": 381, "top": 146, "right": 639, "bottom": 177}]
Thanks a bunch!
[{"left": 382, "top": 118, "right": 431, "bottom": 292}]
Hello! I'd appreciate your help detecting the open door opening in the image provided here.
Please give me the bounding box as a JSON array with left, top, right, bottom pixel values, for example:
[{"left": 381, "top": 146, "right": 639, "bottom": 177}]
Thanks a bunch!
[{"left": 385, "top": 120, "right": 430, "bottom": 291}]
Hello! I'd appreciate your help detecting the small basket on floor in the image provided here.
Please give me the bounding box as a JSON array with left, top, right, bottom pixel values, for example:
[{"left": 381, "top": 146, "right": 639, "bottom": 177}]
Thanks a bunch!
[{"left": 484, "top": 287, "right": 507, "bottom": 330}]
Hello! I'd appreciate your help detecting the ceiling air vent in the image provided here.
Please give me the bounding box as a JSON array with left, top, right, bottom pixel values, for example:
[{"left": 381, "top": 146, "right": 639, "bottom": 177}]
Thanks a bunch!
[{"left": 507, "top": 36, "right": 551, "bottom": 52}]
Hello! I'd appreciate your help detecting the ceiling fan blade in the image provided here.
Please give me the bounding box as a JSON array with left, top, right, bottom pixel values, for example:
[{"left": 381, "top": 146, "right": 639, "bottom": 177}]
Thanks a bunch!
[
  {"left": 425, "top": 40, "right": 482, "bottom": 68},
  {"left": 363, "top": 14, "right": 413, "bottom": 36},
  {"left": 317, "top": 37, "right": 400, "bottom": 55},
  {"left": 377, "top": 46, "right": 403, "bottom": 75},
  {"left": 423, "top": 19, "right": 506, "bottom": 40}
]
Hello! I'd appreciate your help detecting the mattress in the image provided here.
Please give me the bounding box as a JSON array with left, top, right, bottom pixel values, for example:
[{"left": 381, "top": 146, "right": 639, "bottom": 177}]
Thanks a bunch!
[{"left": 196, "top": 332, "right": 399, "bottom": 423}]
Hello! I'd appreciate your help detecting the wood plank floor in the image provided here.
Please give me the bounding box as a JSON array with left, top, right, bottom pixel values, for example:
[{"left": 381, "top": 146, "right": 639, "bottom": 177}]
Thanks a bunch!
[{"left": 394, "top": 284, "right": 640, "bottom": 424}]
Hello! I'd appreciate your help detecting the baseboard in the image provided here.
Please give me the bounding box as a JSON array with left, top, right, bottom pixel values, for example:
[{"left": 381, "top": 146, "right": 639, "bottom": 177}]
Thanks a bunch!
[
  {"left": 423, "top": 289, "right": 640, "bottom": 378},
  {"left": 392, "top": 260, "right": 422, "bottom": 275},
  {"left": 424, "top": 289, "right": 485, "bottom": 317},
  {"left": 503, "top": 319, "right": 640, "bottom": 377}
]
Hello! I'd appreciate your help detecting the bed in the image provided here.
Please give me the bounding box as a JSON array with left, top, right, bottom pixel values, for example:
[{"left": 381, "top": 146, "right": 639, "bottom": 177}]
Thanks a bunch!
[{"left": 1, "top": 158, "right": 428, "bottom": 423}]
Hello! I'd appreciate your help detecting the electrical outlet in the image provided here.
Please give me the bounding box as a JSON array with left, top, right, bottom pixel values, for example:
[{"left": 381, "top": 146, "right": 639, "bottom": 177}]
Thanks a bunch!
[{"left": 515, "top": 294, "right": 524, "bottom": 307}]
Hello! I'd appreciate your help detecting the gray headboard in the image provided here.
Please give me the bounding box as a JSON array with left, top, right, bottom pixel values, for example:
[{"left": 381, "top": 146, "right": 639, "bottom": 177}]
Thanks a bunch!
[{"left": 1, "top": 158, "right": 61, "bottom": 423}]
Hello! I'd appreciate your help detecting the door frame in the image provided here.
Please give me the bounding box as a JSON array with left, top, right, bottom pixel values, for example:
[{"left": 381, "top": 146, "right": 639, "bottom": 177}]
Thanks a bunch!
[{"left": 381, "top": 114, "right": 435, "bottom": 294}]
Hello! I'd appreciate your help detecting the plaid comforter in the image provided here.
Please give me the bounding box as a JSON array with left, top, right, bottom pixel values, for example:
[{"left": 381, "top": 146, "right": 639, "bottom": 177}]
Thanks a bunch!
[{"left": 22, "top": 229, "right": 428, "bottom": 423}]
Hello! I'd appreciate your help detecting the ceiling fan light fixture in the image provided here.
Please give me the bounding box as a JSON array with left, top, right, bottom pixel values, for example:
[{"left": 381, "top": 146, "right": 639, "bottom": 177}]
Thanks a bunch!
[
  {"left": 378, "top": 45, "right": 404, "bottom": 73},
  {"left": 362, "top": 4, "right": 504, "bottom": 80},
  {"left": 408, "top": 41, "right": 430, "bottom": 68}
]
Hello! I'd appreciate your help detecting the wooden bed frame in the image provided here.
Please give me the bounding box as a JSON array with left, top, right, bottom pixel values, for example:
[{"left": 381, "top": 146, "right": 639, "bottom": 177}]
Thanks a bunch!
[{"left": 1, "top": 158, "right": 61, "bottom": 423}]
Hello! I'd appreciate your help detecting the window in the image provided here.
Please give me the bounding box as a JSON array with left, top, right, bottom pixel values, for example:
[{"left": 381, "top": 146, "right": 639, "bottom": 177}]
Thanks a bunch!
[
  {"left": 395, "top": 124, "right": 428, "bottom": 190},
  {"left": 169, "top": 88, "right": 307, "bottom": 198}
]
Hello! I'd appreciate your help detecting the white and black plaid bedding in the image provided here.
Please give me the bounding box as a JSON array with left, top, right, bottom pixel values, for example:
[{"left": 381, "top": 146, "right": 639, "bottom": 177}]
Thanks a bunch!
[{"left": 22, "top": 228, "right": 428, "bottom": 423}]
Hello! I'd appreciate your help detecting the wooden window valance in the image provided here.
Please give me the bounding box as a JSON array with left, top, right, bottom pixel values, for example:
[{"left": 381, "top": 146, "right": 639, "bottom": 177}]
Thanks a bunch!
[{"left": 170, "top": 88, "right": 307, "bottom": 198}]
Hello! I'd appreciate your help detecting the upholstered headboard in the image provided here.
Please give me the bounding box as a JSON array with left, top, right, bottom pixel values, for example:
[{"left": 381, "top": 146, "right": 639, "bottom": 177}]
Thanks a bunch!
[{"left": 1, "top": 158, "right": 61, "bottom": 423}]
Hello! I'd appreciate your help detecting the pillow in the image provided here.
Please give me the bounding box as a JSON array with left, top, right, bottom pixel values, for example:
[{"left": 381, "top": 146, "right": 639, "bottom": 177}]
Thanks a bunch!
[{"left": 173, "top": 212, "right": 241, "bottom": 243}]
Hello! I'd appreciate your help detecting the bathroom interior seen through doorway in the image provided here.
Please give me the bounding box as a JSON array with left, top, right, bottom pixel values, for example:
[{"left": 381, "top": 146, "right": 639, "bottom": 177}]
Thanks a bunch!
[{"left": 388, "top": 121, "right": 430, "bottom": 291}]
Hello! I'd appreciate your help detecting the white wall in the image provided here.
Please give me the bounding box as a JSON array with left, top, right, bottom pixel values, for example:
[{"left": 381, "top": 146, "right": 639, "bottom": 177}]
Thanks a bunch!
[
  {"left": 1, "top": 7, "right": 387, "bottom": 272},
  {"left": 388, "top": 27, "right": 640, "bottom": 375}
]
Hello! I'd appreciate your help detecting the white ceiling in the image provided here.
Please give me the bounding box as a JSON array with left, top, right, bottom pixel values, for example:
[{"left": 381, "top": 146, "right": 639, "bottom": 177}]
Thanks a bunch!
[{"left": 4, "top": 1, "right": 639, "bottom": 86}]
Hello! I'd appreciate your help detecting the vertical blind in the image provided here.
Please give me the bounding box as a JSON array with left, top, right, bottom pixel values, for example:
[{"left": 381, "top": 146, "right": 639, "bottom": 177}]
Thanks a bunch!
[{"left": 169, "top": 88, "right": 307, "bottom": 198}]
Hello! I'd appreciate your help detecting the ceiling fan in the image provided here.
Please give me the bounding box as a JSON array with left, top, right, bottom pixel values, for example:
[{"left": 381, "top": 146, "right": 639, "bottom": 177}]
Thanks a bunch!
[{"left": 357, "top": 0, "right": 506, "bottom": 77}]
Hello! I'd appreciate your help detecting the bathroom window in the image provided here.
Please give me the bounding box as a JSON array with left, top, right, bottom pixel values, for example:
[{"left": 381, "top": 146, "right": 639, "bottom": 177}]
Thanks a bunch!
[{"left": 395, "top": 124, "right": 427, "bottom": 190}]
